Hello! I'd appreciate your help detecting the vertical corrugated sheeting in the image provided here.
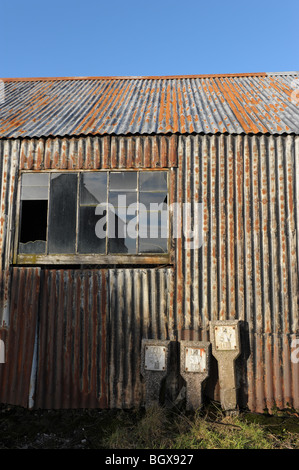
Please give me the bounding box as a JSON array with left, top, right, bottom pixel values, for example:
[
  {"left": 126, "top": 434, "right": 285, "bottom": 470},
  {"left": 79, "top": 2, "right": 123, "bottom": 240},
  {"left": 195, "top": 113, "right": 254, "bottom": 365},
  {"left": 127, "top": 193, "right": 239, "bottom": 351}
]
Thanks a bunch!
[
  {"left": 0, "top": 267, "right": 174, "bottom": 409},
  {"left": 175, "top": 134, "right": 299, "bottom": 412},
  {"left": 34, "top": 268, "right": 174, "bottom": 409},
  {"left": 0, "top": 139, "right": 20, "bottom": 326},
  {"left": 19, "top": 135, "right": 178, "bottom": 170},
  {"left": 35, "top": 269, "right": 109, "bottom": 409},
  {"left": 108, "top": 268, "right": 174, "bottom": 408},
  {"left": 0, "top": 134, "right": 298, "bottom": 412},
  {"left": 0, "top": 268, "right": 40, "bottom": 407}
]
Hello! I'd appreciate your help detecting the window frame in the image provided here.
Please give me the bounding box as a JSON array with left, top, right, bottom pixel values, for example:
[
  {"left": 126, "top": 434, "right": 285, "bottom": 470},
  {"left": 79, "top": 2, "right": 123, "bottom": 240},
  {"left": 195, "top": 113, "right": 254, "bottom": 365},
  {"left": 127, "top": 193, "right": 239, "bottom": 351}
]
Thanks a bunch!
[{"left": 14, "top": 169, "right": 173, "bottom": 266}]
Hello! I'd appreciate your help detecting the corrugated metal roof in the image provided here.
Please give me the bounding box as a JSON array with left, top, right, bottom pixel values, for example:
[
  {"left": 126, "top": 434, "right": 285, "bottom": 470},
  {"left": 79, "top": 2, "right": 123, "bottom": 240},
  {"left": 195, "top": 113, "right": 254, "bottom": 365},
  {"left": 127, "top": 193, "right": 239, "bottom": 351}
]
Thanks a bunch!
[{"left": 0, "top": 72, "right": 299, "bottom": 138}]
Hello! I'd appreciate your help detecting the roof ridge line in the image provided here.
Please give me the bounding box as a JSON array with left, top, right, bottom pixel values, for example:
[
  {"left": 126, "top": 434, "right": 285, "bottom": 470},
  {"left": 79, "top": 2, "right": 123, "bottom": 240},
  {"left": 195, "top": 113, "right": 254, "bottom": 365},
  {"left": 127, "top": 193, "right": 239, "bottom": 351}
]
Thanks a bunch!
[{"left": 0, "top": 72, "right": 271, "bottom": 82}]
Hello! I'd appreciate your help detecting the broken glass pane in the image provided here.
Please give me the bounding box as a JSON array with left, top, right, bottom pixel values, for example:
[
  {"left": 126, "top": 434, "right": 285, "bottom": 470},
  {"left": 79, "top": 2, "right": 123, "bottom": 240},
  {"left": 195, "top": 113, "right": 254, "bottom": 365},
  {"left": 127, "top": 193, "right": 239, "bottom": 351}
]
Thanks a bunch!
[
  {"left": 48, "top": 173, "right": 77, "bottom": 254},
  {"left": 108, "top": 236, "right": 136, "bottom": 254},
  {"left": 138, "top": 237, "right": 168, "bottom": 253},
  {"left": 108, "top": 214, "right": 137, "bottom": 254},
  {"left": 19, "top": 240, "right": 46, "bottom": 254},
  {"left": 139, "top": 192, "right": 168, "bottom": 210},
  {"left": 80, "top": 172, "right": 107, "bottom": 205}
]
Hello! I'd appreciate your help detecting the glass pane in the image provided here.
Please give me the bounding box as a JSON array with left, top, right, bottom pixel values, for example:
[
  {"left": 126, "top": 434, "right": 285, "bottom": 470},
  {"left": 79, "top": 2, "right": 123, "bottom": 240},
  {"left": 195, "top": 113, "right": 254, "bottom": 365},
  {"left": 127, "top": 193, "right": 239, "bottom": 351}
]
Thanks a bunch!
[
  {"left": 138, "top": 237, "right": 168, "bottom": 254},
  {"left": 21, "top": 173, "right": 49, "bottom": 200},
  {"left": 139, "top": 192, "right": 168, "bottom": 210},
  {"left": 78, "top": 206, "right": 106, "bottom": 253},
  {"left": 140, "top": 171, "right": 167, "bottom": 191},
  {"left": 108, "top": 213, "right": 137, "bottom": 254},
  {"left": 80, "top": 173, "right": 107, "bottom": 205},
  {"left": 109, "top": 191, "right": 137, "bottom": 208},
  {"left": 48, "top": 173, "right": 77, "bottom": 254},
  {"left": 108, "top": 237, "right": 136, "bottom": 254},
  {"left": 108, "top": 237, "right": 136, "bottom": 255},
  {"left": 138, "top": 211, "right": 169, "bottom": 239},
  {"left": 19, "top": 241, "right": 46, "bottom": 254},
  {"left": 21, "top": 173, "right": 49, "bottom": 186},
  {"left": 21, "top": 186, "right": 49, "bottom": 200},
  {"left": 138, "top": 210, "right": 168, "bottom": 253},
  {"left": 109, "top": 172, "right": 137, "bottom": 190}
]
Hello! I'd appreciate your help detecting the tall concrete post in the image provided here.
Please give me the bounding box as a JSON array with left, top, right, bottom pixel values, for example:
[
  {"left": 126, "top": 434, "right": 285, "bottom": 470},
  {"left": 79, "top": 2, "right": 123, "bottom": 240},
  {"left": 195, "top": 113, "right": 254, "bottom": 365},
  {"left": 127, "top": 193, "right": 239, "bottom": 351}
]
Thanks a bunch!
[
  {"left": 141, "top": 339, "right": 170, "bottom": 408},
  {"left": 180, "top": 341, "right": 211, "bottom": 410},
  {"left": 210, "top": 321, "right": 241, "bottom": 413}
]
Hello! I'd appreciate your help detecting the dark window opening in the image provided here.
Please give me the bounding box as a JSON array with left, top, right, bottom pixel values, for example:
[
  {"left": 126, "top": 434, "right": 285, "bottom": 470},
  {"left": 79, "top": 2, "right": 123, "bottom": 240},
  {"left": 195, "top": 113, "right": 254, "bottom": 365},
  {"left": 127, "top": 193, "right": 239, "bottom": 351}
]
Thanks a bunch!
[{"left": 19, "top": 200, "right": 48, "bottom": 254}]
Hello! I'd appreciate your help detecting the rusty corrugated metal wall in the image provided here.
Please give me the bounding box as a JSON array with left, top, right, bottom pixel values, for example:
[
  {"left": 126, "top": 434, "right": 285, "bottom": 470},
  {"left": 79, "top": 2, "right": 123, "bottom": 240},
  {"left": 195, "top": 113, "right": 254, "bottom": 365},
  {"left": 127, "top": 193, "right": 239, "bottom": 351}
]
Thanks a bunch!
[
  {"left": 0, "top": 267, "right": 174, "bottom": 409},
  {"left": 0, "top": 268, "right": 40, "bottom": 407},
  {"left": 175, "top": 134, "right": 299, "bottom": 412},
  {"left": 0, "top": 139, "right": 20, "bottom": 327},
  {"left": 0, "top": 134, "right": 298, "bottom": 412}
]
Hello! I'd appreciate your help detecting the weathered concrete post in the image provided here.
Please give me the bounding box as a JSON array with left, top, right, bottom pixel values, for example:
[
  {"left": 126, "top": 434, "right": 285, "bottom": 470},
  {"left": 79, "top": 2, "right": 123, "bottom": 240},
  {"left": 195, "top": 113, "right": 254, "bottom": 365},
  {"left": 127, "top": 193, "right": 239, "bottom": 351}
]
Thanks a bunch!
[
  {"left": 210, "top": 320, "right": 241, "bottom": 413},
  {"left": 180, "top": 341, "right": 211, "bottom": 410},
  {"left": 141, "top": 339, "right": 170, "bottom": 408}
]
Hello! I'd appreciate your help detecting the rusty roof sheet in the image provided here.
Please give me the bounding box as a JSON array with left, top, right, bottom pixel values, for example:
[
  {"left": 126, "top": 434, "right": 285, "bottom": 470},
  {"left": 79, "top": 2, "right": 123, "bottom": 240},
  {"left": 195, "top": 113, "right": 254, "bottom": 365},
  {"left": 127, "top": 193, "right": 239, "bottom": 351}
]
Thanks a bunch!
[{"left": 0, "top": 72, "right": 298, "bottom": 138}]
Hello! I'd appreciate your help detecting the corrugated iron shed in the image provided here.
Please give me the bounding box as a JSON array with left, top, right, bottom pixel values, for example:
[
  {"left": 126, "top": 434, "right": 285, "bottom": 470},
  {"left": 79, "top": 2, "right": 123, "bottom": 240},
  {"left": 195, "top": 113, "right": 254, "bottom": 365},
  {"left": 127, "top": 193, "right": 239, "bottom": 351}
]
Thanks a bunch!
[
  {"left": 0, "top": 72, "right": 298, "bottom": 413},
  {"left": 0, "top": 72, "right": 299, "bottom": 138}
]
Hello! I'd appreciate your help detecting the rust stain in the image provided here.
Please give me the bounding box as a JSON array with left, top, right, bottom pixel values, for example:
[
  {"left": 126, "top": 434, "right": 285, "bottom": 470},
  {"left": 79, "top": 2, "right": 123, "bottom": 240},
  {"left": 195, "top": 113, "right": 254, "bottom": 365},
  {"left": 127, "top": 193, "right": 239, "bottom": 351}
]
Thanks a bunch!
[
  {"left": 1, "top": 73, "right": 297, "bottom": 138},
  {"left": 1, "top": 128, "right": 298, "bottom": 412},
  {"left": 177, "top": 80, "right": 187, "bottom": 133},
  {"left": 218, "top": 77, "right": 268, "bottom": 133}
]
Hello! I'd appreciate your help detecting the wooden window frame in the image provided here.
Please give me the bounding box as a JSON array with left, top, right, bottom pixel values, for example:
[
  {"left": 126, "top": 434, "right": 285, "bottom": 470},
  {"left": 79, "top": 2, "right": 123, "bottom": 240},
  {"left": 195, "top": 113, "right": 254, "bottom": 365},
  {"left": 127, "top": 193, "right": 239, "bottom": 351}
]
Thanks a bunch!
[{"left": 14, "top": 169, "right": 173, "bottom": 266}]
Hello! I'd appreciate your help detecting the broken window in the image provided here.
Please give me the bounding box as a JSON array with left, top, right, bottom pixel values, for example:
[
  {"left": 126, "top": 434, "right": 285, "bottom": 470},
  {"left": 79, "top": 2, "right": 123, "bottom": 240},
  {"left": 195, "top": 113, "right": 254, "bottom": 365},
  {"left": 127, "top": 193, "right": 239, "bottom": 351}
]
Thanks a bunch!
[
  {"left": 17, "top": 170, "right": 169, "bottom": 260},
  {"left": 19, "top": 173, "right": 49, "bottom": 254},
  {"left": 108, "top": 171, "right": 138, "bottom": 254}
]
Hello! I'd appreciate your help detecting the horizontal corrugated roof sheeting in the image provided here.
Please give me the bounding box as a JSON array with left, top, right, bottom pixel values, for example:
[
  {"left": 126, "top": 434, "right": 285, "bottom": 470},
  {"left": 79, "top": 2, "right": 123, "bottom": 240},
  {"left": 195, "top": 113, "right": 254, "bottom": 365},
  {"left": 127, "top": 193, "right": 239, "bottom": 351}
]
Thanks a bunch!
[{"left": 0, "top": 72, "right": 299, "bottom": 138}]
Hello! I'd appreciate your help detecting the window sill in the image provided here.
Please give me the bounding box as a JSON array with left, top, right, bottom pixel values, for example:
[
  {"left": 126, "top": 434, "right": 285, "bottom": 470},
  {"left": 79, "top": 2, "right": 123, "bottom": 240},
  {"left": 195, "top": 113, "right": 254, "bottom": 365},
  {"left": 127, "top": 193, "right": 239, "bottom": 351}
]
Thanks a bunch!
[{"left": 15, "top": 253, "right": 173, "bottom": 266}]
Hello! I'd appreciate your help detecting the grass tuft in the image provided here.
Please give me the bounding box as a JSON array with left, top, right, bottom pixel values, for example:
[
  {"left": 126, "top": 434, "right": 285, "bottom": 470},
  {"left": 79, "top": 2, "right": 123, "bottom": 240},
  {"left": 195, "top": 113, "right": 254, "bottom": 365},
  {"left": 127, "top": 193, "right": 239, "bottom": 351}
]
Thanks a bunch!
[{"left": 103, "top": 403, "right": 299, "bottom": 450}]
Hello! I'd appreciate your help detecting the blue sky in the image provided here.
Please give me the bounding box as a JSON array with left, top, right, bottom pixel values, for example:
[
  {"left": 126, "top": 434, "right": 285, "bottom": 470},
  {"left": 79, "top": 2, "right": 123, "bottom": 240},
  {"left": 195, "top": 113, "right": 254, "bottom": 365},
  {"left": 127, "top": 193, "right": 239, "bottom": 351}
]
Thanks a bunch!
[{"left": 1, "top": 0, "right": 298, "bottom": 78}]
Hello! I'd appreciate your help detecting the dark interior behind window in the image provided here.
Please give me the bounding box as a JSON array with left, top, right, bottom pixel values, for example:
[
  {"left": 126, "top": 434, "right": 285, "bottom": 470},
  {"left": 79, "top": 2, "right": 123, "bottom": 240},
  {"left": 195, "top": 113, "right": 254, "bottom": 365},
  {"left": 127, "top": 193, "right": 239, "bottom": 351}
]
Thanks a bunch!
[{"left": 19, "top": 200, "right": 48, "bottom": 254}]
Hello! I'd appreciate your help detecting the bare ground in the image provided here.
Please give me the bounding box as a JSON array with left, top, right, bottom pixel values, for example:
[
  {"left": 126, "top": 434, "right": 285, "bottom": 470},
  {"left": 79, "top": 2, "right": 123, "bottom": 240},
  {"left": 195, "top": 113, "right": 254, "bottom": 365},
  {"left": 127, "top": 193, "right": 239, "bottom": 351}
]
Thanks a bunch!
[{"left": 0, "top": 403, "right": 298, "bottom": 450}]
